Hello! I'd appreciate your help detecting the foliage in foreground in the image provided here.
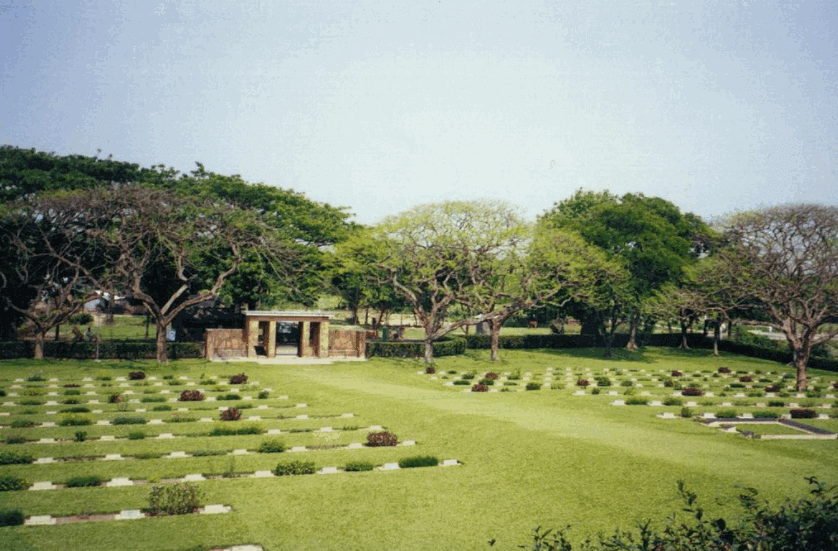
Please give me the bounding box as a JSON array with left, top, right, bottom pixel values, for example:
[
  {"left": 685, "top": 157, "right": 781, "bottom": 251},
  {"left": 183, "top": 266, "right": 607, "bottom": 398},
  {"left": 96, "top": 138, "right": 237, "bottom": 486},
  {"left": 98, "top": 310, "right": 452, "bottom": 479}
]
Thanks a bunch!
[
  {"left": 508, "top": 477, "right": 838, "bottom": 551},
  {"left": 147, "top": 482, "right": 202, "bottom": 516}
]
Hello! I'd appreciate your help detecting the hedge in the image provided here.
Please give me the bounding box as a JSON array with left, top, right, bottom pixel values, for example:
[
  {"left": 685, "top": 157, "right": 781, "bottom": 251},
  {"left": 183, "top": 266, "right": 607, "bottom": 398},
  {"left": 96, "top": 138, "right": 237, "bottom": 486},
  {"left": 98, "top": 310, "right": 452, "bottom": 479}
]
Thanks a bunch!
[
  {"left": 0, "top": 341, "right": 203, "bottom": 360},
  {"left": 366, "top": 336, "right": 466, "bottom": 359}
]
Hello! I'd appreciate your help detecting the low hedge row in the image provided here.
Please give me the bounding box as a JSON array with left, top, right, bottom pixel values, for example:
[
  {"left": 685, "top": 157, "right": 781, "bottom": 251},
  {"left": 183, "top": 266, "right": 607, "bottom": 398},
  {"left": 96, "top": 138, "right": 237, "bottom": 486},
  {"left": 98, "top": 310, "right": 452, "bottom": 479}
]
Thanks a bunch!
[
  {"left": 0, "top": 340, "right": 203, "bottom": 360},
  {"left": 366, "top": 336, "right": 466, "bottom": 358}
]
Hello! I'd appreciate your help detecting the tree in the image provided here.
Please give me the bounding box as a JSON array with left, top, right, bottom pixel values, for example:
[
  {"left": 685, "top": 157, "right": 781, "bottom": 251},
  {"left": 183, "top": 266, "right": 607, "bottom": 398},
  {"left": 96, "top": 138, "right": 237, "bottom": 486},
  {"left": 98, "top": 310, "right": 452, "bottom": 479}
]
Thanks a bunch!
[
  {"left": 540, "top": 190, "right": 712, "bottom": 350},
  {"left": 30, "top": 185, "right": 290, "bottom": 362},
  {"left": 377, "top": 201, "right": 525, "bottom": 363},
  {"left": 718, "top": 205, "right": 838, "bottom": 390}
]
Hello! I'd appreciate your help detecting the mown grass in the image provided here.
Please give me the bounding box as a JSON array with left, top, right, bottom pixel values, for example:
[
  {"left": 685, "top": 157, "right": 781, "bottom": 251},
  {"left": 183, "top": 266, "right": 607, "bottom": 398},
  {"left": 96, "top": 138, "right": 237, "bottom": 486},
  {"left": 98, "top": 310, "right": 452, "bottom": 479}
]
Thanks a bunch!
[{"left": 0, "top": 348, "right": 836, "bottom": 550}]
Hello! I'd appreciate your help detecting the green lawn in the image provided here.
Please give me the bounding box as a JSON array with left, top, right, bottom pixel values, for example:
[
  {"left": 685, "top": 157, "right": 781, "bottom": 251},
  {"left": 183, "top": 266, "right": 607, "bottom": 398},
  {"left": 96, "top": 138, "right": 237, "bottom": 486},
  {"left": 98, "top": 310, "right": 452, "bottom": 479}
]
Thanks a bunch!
[{"left": 0, "top": 348, "right": 836, "bottom": 550}]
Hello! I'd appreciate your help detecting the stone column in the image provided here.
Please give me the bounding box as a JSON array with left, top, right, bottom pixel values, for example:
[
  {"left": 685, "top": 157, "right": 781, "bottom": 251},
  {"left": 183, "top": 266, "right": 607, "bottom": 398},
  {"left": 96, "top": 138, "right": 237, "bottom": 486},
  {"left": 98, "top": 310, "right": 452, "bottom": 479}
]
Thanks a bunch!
[
  {"left": 300, "top": 322, "right": 310, "bottom": 357},
  {"left": 246, "top": 319, "right": 260, "bottom": 357},
  {"left": 319, "top": 320, "right": 330, "bottom": 357},
  {"left": 265, "top": 321, "right": 277, "bottom": 358}
]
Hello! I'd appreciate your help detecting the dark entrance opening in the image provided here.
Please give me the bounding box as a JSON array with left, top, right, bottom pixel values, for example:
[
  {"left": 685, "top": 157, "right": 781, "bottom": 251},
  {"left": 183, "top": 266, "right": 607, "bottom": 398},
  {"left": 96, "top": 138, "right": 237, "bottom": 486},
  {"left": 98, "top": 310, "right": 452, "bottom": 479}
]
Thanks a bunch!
[{"left": 275, "top": 322, "right": 300, "bottom": 356}]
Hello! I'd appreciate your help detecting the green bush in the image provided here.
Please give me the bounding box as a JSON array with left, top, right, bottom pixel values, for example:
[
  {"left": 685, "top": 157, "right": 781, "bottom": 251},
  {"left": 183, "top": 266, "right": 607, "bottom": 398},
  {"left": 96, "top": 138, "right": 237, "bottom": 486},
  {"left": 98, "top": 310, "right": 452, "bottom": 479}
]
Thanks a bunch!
[
  {"left": 65, "top": 475, "right": 104, "bottom": 488},
  {"left": 0, "top": 475, "right": 28, "bottom": 492},
  {"left": 790, "top": 408, "right": 818, "bottom": 419},
  {"left": 217, "top": 393, "right": 242, "bottom": 401},
  {"left": 191, "top": 450, "right": 226, "bottom": 457},
  {"left": 60, "top": 406, "right": 90, "bottom": 413},
  {"left": 0, "top": 509, "right": 24, "bottom": 527},
  {"left": 753, "top": 411, "right": 779, "bottom": 418},
  {"left": 165, "top": 415, "right": 196, "bottom": 423},
  {"left": 208, "top": 425, "right": 262, "bottom": 436},
  {"left": 453, "top": 379, "right": 470, "bottom": 386},
  {"left": 344, "top": 461, "right": 374, "bottom": 472},
  {"left": 128, "top": 431, "right": 146, "bottom": 440},
  {"left": 112, "top": 416, "right": 147, "bottom": 425},
  {"left": 715, "top": 409, "right": 739, "bottom": 419},
  {"left": 141, "top": 396, "right": 166, "bottom": 403},
  {"left": 152, "top": 405, "right": 173, "bottom": 411},
  {"left": 274, "top": 460, "right": 316, "bottom": 476},
  {"left": 680, "top": 407, "right": 694, "bottom": 418},
  {"left": 74, "top": 431, "right": 87, "bottom": 442},
  {"left": 366, "top": 336, "right": 466, "bottom": 358},
  {"left": 258, "top": 390, "right": 270, "bottom": 399},
  {"left": 514, "top": 477, "right": 838, "bottom": 551},
  {"left": 595, "top": 377, "right": 611, "bottom": 387},
  {"left": 257, "top": 439, "right": 286, "bottom": 453},
  {"left": 59, "top": 414, "right": 93, "bottom": 426},
  {"left": 18, "top": 399, "right": 42, "bottom": 406},
  {"left": 62, "top": 398, "right": 80, "bottom": 404},
  {"left": 398, "top": 455, "right": 438, "bottom": 469},
  {"left": 4, "top": 435, "right": 26, "bottom": 444},
  {"left": 0, "top": 450, "right": 33, "bottom": 465},
  {"left": 10, "top": 419, "right": 35, "bottom": 428},
  {"left": 525, "top": 382, "right": 542, "bottom": 391},
  {"left": 148, "top": 482, "right": 202, "bottom": 516},
  {"left": 625, "top": 397, "right": 648, "bottom": 406},
  {"left": 663, "top": 397, "right": 683, "bottom": 406}
]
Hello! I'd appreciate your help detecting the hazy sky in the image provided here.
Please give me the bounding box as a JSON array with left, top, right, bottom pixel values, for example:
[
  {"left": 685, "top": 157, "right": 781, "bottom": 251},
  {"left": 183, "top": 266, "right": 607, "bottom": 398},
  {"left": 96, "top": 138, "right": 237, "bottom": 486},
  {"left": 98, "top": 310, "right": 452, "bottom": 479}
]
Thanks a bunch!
[{"left": 2, "top": 0, "right": 836, "bottom": 225}]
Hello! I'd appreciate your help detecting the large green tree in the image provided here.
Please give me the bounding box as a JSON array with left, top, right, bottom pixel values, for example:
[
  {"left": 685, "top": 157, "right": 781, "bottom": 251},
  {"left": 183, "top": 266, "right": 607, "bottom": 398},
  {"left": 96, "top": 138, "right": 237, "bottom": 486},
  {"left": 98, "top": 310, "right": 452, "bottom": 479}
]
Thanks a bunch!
[{"left": 540, "top": 190, "right": 712, "bottom": 350}]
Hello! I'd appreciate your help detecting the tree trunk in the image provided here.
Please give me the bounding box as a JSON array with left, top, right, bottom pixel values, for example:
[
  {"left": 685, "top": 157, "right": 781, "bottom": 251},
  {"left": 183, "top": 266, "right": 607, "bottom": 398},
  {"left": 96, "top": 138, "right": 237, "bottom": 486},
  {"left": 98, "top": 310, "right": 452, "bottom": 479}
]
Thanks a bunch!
[
  {"left": 489, "top": 319, "right": 502, "bottom": 362},
  {"left": 679, "top": 319, "right": 689, "bottom": 349},
  {"left": 350, "top": 305, "right": 359, "bottom": 326},
  {"left": 55, "top": 324, "right": 60, "bottom": 341},
  {"left": 423, "top": 338, "right": 434, "bottom": 365},
  {"left": 156, "top": 322, "right": 169, "bottom": 363},
  {"left": 793, "top": 346, "right": 809, "bottom": 391},
  {"left": 712, "top": 315, "right": 721, "bottom": 356},
  {"left": 625, "top": 312, "right": 639, "bottom": 351},
  {"left": 34, "top": 330, "right": 45, "bottom": 360}
]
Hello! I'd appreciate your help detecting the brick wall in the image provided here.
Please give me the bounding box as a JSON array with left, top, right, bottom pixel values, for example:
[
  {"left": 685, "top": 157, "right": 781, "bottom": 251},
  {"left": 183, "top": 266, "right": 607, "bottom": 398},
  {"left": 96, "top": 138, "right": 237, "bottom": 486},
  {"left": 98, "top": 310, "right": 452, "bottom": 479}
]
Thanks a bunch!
[
  {"left": 205, "top": 329, "right": 246, "bottom": 359},
  {"left": 328, "top": 329, "right": 365, "bottom": 357}
]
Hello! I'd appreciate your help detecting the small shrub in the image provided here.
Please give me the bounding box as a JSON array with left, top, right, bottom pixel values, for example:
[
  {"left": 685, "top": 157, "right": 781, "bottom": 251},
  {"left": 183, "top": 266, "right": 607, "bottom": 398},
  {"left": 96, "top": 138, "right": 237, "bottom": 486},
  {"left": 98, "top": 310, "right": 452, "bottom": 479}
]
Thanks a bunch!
[
  {"left": 753, "top": 411, "right": 779, "bottom": 418},
  {"left": 471, "top": 383, "right": 489, "bottom": 392},
  {"left": 10, "top": 419, "right": 35, "bottom": 428},
  {"left": 4, "top": 436, "right": 26, "bottom": 444},
  {"left": 63, "top": 389, "right": 81, "bottom": 396},
  {"left": 128, "top": 431, "right": 146, "bottom": 440},
  {"left": 625, "top": 397, "right": 648, "bottom": 405},
  {"left": 768, "top": 400, "right": 785, "bottom": 407},
  {"left": 165, "top": 415, "right": 196, "bottom": 423},
  {"left": 425, "top": 366, "right": 436, "bottom": 374},
  {"left": 663, "top": 397, "right": 683, "bottom": 406},
  {"left": 671, "top": 370, "right": 683, "bottom": 377},
  {"left": 179, "top": 390, "right": 204, "bottom": 402},
  {"left": 18, "top": 399, "right": 42, "bottom": 406},
  {"left": 108, "top": 393, "right": 122, "bottom": 404},
  {"left": 63, "top": 383, "right": 80, "bottom": 388},
  {"left": 681, "top": 387, "right": 704, "bottom": 397},
  {"left": 478, "top": 378, "right": 495, "bottom": 386},
  {"left": 718, "top": 367, "right": 731, "bottom": 374},
  {"left": 595, "top": 377, "right": 612, "bottom": 387},
  {"left": 74, "top": 431, "right": 87, "bottom": 442},
  {"left": 679, "top": 407, "right": 694, "bottom": 418},
  {"left": 229, "top": 373, "right": 248, "bottom": 385},
  {"left": 60, "top": 414, "right": 93, "bottom": 426},
  {"left": 0, "top": 509, "right": 24, "bottom": 527},
  {"left": 141, "top": 396, "right": 166, "bottom": 403},
  {"left": 274, "top": 460, "right": 316, "bottom": 476},
  {"left": 258, "top": 390, "right": 270, "bottom": 399},
  {"left": 461, "top": 372, "right": 476, "bottom": 380},
  {"left": 453, "top": 379, "right": 470, "bottom": 386},
  {"left": 550, "top": 382, "right": 565, "bottom": 390},
  {"left": 0, "top": 475, "right": 28, "bottom": 492},
  {"left": 508, "top": 369, "right": 521, "bottom": 380},
  {"left": 790, "top": 408, "right": 817, "bottom": 419},
  {"left": 620, "top": 380, "right": 634, "bottom": 387},
  {"left": 739, "top": 375, "right": 754, "bottom": 383},
  {"left": 715, "top": 409, "right": 738, "bottom": 419},
  {"left": 576, "top": 379, "right": 590, "bottom": 387},
  {"left": 398, "top": 455, "right": 438, "bottom": 469},
  {"left": 0, "top": 450, "right": 33, "bottom": 465},
  {"left": 95, "top": 375, "right": 112, "bottom": 381},
  {"left": 26, "top": 372, "right": 45, "bottom": 382},
  {"left": 0, "top": 389, "right": 6, "bottom": 397},
  {"left": 591, "top": 387, "right": 601, "bottom": 395},
  {"left": 148, "top": 482, "right": 202, "bottom": 516},
  {"left": 208, "top": 425, "right": 262, "bottom": 436},
  {"left": 345, "top": 461, "right": 374, "bottom": 472},
  {"left": 484, "top": 372, "right": 499, "bottom": 380},
  {"left": 128, "top": 371, "right": 147, "bottom": 380},
  {"left": 217, "top": 393, "right": 242, "bottom": 401},
  {"left": 525, "top": 382, "right": 541, "bottom": 391},
  {"left": 112, "top": 416, "right": 146, "bottom": 425},
  {"left": 622, "top": 387, "right": 636, "bottom": 396},
  {"left": 258, "top": 439, "right": 286, "bottom": 453},
  {"left": 65, "top": 475, "right": 104, "bottom": 488},
  {"left": 62, "top": 398, "right": 80, "bottom": 405},
  {"left": 366, "top": 431, "right": 398, "bottom": 447},
  {"left": 220, "top": 408, "right": 241, "bottom": 421},
  {"left": 191, "top": 450, "right": 226, "bottom": 457},
  {"left": 153, "top": 405, "right": 173, "bottom": 411},
  {"left": 60, "top": 406, "right": 90, "bottom": 413}
]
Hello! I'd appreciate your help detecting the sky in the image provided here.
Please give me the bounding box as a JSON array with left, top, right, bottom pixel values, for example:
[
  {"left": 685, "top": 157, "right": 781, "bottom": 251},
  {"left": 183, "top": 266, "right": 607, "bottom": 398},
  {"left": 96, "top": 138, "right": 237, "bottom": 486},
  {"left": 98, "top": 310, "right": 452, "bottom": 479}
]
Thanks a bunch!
[{"left": 2, "top": 0, "right": 837, "bottom": 225}]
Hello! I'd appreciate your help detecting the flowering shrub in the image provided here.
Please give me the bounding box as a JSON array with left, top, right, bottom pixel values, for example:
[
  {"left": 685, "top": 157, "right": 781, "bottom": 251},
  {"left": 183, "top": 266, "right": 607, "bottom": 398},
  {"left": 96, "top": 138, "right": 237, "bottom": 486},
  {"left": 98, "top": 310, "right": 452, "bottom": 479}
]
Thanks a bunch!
[
  {"left": 366, "top": 431, "right": 398, "bottom": 447},
  {"left": 220, "top": 408, "right": 242, "bottom": 421},
  {"left": 484, "top": 372, "right": 499, "bottom": 380},
  {"left": 425, "top": 366, "right": 436, "bottom": 374},
  {"left": 471, "top": 383, "right": 489, "bottom": 392},
  {"left": 718, "top": 367, "right": 731, "bottom": 374},
  {"left": 765, "top": 385, "right": 782, "bottom": 393},
  {"left": 681, "top": 387, "right": 704, "bottom": 396},
  {"left": 108, "top": 393, "right": 122, "bottom": 404},
  {"left": 128, "top": 371, "right": 146, "bottom": 380},
  {"left": 179, "top": 390, "right": 204, "bottom": 402},
  {"left": 790, "top": 408, "right": 817, "bottom": 419},
  {"left": 148, "top": 482, "right": 201, "bottom": 516},
  {"left": 739, "top": 375, "right": 753, "bottom": 383},
  {"left": 229, "top": 373, "right": 248, "bottom": 385},
  {"left": 576, "top": 379, "right": 590, "bottom": 387},
  {"left": 671, "top": 370, "right": 683, "bottom": 377}
]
